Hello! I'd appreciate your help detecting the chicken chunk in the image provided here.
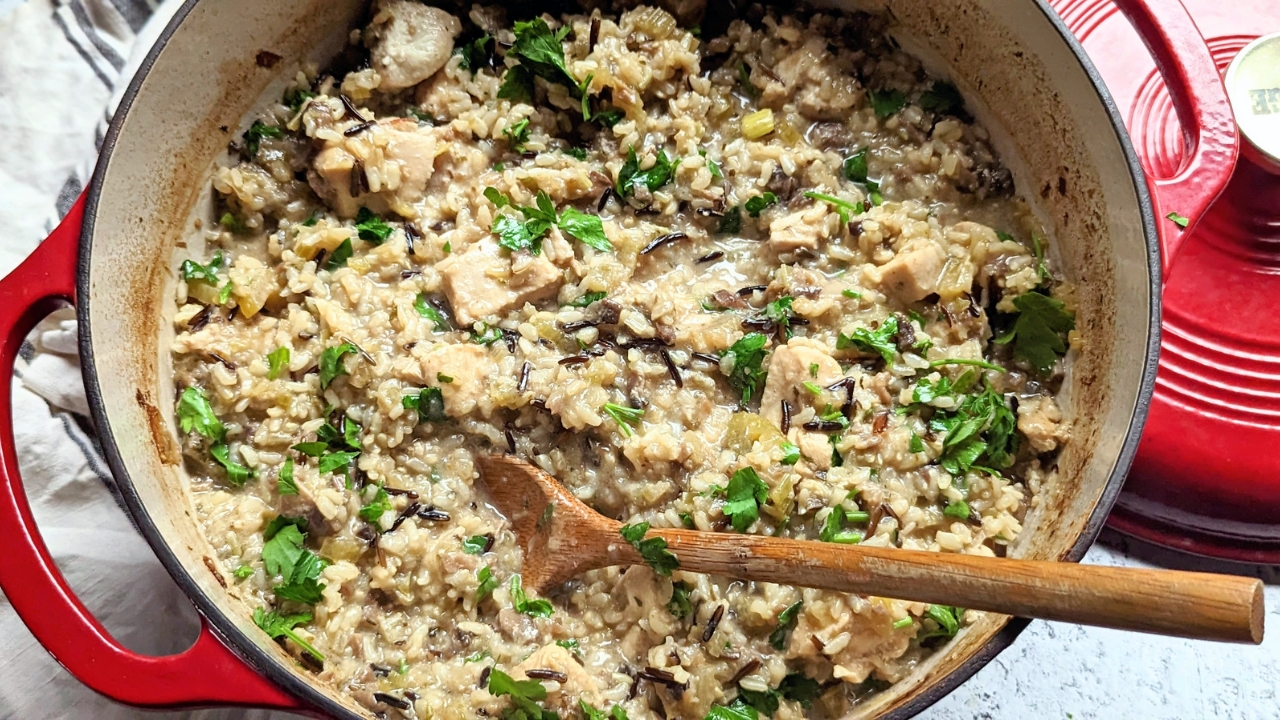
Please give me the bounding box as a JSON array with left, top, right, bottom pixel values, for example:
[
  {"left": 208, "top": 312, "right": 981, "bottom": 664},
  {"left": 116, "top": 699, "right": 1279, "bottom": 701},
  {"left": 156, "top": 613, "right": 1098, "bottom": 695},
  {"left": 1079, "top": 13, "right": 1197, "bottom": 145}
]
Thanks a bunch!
[
  {"left": 768, "top": 203, "right": 831, "bottom": 253},
  {"left": 514, "top": 645, "right": 603, "bottom": 710},
  {"left": 367, "top": 0, "right": 461, "bottom": 91},
  {"left": 766, "top": 38, "right": 863, "bottom": 120},
  {"left": 309, "top": 120, "right": 440, "bottom": 218},
  {"left": 760, "top": 338, "right": 844, "bottom": 428},
  {"left": 438, "top": 237, "right": 561, "bottom": 326},
  {"left": 418, "top": 343, "right": 497, "bottom": 417},
  {"left": 875, "top": 240, "right": 945, "bottom": 303}
]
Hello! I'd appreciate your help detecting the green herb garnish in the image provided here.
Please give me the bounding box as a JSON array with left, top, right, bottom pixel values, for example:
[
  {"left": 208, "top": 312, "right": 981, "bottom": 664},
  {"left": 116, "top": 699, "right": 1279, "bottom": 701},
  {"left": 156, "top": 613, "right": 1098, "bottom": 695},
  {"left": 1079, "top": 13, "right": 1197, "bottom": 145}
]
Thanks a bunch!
[
  {"left": 402, "top": 386, "right": 447, "bottom": 423},
  {"left": 318, "top": 342, "right": 358, "bottom": 389},
  {"left": 744, "top": 192, "right": 778, "bottom": 217},
  {"left": 838, "top": 316, "right": 899, "bottom": 363},
  {"left": 994, "top": 291, "right": 1075, "bottom": 373},
  {"left": 721, "top": 332, "right": 769, "bottom": 405},
  {"left": 619, "top": 522, "right": 679, "bottom": 576},
  {"left": 723, "top": 467, "right": 768, "bottom": 533},
  {"left": 414, "top": 293, "right": 452, "bottom": 331},
  {"left": 177, "top": 386, "right": 225, "bottom": 441},
  {"left": 253, "top": 607, "right": 324, "bottom": 661},
  {"left": 476, "top": 565, "right": 499, "bottom": 601},
  {"left": 616, "top": 146, "right": 679, "bottom": 198},
  {"left": 509, "top": 574, "right": 554, "bottom": 617},
  {"left": 267, "top": 346, "right": 290, "bottom": 380},
  {"left": 462, "top": 535, "right": 490, "bottom": 555},
  {"left": 602, "top": 402, "right": 644, "bottom": 437},
  {"left": 819, "top": 504, "right": 867, "bottom": 544},
  {"left": 242, "top": 120, "right": 284, "bottom": 157},
  {"left": 354, "top": 207, "right": 394, "bottom": 244},
  {"left": 278, "top": 457, "right": 297, "bottom": 495},
  {"left": 917, "top": 81, "right": 965, "bottom": 116},
  {"left": 869, "top": 89, "right": 908, "bottom": 119},
  {"left": 668, "top": 580, "right": 693, "bottom": 619},
  {"left": 769, "top": 600, "right": 803, "bottom": 650}
]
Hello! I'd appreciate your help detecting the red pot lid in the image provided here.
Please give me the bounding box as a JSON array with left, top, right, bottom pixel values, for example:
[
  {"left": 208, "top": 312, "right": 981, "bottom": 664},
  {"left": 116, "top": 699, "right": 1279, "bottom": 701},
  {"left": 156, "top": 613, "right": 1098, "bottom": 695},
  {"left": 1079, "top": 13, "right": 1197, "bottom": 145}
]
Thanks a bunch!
[{"left": 1049, "top": 0, "right": 1280, "bottom": 561}]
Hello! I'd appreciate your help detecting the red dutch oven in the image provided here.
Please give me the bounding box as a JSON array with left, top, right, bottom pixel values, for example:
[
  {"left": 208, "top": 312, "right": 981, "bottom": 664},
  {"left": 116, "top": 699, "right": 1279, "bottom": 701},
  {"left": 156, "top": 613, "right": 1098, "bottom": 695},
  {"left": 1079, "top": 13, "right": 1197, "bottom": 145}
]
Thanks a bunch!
[{"left": 0, "top": 0, "right": 1238, "bottom": 717}]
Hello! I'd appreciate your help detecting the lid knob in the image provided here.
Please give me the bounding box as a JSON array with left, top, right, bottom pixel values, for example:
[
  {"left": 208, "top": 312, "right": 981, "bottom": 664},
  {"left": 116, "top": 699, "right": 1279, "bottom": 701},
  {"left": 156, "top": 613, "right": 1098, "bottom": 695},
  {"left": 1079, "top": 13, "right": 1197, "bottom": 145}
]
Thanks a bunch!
[{"left": 1226, "top": 32, "right": 1280, "bottom": 173}]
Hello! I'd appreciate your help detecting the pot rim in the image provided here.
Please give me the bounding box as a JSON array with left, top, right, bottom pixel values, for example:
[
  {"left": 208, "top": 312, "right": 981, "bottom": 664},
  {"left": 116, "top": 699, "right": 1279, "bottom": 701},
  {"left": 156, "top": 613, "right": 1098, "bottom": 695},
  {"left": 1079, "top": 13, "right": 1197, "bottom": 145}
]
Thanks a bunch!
[{"left": 76, "top": 0, "right": 1162, "bottom": 717}]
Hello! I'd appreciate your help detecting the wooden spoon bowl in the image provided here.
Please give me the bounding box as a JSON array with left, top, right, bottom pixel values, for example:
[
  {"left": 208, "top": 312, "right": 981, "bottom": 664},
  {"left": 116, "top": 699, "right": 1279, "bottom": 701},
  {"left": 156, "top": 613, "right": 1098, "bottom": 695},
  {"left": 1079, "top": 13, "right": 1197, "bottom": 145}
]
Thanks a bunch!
[{"left": 478, "top": 455, "right": 1265, "bottom": 644}]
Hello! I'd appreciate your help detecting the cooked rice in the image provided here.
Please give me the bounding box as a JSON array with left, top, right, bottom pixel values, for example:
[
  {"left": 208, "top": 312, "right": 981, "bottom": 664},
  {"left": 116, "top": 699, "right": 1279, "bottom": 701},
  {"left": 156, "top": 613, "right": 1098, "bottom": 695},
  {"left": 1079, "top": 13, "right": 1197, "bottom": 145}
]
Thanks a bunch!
[{"left": 171, "top": 2, "right": 1072, "bottom": 718}]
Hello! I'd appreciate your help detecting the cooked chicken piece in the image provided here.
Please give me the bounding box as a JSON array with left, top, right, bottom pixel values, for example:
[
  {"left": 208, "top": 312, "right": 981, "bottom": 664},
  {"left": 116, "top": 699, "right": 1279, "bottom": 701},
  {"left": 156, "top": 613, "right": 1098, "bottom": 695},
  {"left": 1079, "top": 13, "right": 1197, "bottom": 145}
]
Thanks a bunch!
[
  {"left": 309, "top": 120, "right": 440, "bottom": 219},
  {"left": 418, "top": 343, "right": 497, "bottom": 417},
  {"left": 367, "top": 0, "right": 461, "bottom": 91},
  {"left": 438, "top": 237, "right": 562, "bottom": 326},
  {"left": 875, "top": 240, "right": 945, "bottom": 303},
  {"left": 1017, "top": 394, "right": 1070, "bottom": 452},
  {"left": 514, "top": 644, "right": 602, "bottom": 710},
  {"left": 763, "top": 38, "right": 862, "bottom": 120},
  {"left": 760, "top": 338, "right": 843, "bottom": 428},
  {"left": 768, "top": 203, "right": 831, "bottom": 253}
]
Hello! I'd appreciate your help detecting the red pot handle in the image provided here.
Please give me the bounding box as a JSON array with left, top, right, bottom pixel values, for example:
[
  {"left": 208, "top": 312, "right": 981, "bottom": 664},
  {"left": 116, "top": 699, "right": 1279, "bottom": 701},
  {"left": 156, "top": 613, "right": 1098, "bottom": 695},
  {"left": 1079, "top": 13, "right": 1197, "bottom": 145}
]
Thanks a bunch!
[
  {"left": 1110, "top": 0, "right": 1239, "bottom": 275},
  {"left": 0, "top": 195, "right": 306, "bottom": 712}
]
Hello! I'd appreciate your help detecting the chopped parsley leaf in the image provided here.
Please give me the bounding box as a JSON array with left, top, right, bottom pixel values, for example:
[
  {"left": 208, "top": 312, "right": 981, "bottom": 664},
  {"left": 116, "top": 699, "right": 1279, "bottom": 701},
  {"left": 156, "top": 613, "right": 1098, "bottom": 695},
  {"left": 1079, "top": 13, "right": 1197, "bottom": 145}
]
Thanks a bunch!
[
  {"left": 780, "top": 442, "right": 800, "bottom": 466},
  {"left": 700, "top": 148, "right": 723, "bottom": 180},
  {"left": 838, "top": 316, "right": 899, "bottom": 363},
  {"left": 707, "top": 699, "right": 759, "bottom": 720},
  {"left": 325, "top": 237, "right": 353, "bottom": 270},
  {"left": 358, "top": 484, "right": 392, "bottom": 526},
  {"left": 558, "top": 207, "right": 613, "bottom": 251},
  {"left": 354, "top": 207, "right": 394, "bottom": 244},
  {"left": 1031, "top": 232, "right": 1051, "bottom": 282},
  {"left": 476, "top": 566, "right": 499, "bottom": 601},
  {"left": 619, "top": 522, "right": 679, "bottom": 576},
  {"left": 210, "top": 442, "right": 254, "bottom": 487},
  {"left": 508, "top": 18, "right": 576, "bottom": 89},
  {"left": 1166, "top": 211, "right": 1190, "bottom": 228},
  {"left": 568, "top": 291, "right": 607, "bottom": 308},
  {"left": 842, "top": 288, "right": 861, "bottom": 299},
  {"left": 843, "top": 149, "right": 869, "bottom": 183},
  {"left": 616, "top": 146, "right": 679, "bottom": 198},
  {"left": 929, "top": 358, "right": 1005, "bottom": 373},
  {"left": 261, "top": 520, "right": 327, "bottom": 605},
  {"left": 769, "top": 600, "right": 803, "bottom": 650},
  {"left": 565, "top": 146, "right": 588, "bottom": 160},
  {"left": 721, "top": 332, "right": 769, "bottom": 405},
  {"left": 869, "top": 89, "right": 908, "bottom": 119},
  {"left": 471, "top": 323, "right": 504, "bottom": 346},
  {"left": 277, "top": 457, "right": 297, "bottom": 495},
  {"left": 993, "top": 291, "right": 1075, "bottom": 373},
  {"left": 402, "top": 386, "right": 447, "bottom": 423},
  {"left": 318, "top": 342, "right": 359, "bottom": 389},
  {"left": 242, "top": 120, "right": 283, "bottom": 157},
  {"left": 503, "top": 118, "right": 531, "bottom": 152},
  {"left": 414, "top": 293, "right": 452, "bottom": 331},
  {"left": 177, "top": 386, "right": 225, "bottom": 442},
  {"left": 944, "top": 499, "right": 971, "bottom": 520},
  {"left": 744, "top": 192, "right": 778, "bottom": 217},
  {"left": 455, "top": 34, "right": 492, "bottom": 75},
  {"left": 910, "top": 432, "right": 925, "bottom": 453},
  {"left": 462, "top": 535, "right": 490, "bottom": 555},
  {"left": 266, "top": 346, "right": 290, "bottom": 380},
  {"left": 488, "top": 668, "right": 557, "bottom": 720},
  {"left": 180, "top": 252, "right": 223, "bottom": 284},
  {"left": 668, "top": 580, "right": 693, "bottom": 619},
  {"left": 233, "top": 565, "right": 254, "bottom": 579},
  {"left": 509, "top": 574, "right": 554, "bottom": 617},
  {"left": 718, "top": 205, "right": 743, "bottom": 235},
  {"left": 253, "top": 607, "right": 324, "bottom": 661},
  {"left": 723, "top": 466, "right": 768, "bottom": 533},
  {"left": 497, "top": 64, "right": 534, "bottom": 103}
]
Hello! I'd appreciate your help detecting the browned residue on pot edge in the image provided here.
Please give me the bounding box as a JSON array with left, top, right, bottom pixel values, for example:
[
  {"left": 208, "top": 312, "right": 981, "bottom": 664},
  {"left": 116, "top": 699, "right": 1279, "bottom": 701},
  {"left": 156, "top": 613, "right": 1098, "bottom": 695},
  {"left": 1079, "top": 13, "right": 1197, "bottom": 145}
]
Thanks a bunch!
[{"left": 137, "top": 388, "right": 181, "bottom": 465}]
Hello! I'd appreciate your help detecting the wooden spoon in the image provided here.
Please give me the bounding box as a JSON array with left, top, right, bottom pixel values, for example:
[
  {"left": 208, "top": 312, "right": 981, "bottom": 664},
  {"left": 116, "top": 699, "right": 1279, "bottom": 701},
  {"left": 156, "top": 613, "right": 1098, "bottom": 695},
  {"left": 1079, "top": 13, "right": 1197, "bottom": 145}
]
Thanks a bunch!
[{"left": 478, "top": 455, "right": 1264, "bottom": 644}]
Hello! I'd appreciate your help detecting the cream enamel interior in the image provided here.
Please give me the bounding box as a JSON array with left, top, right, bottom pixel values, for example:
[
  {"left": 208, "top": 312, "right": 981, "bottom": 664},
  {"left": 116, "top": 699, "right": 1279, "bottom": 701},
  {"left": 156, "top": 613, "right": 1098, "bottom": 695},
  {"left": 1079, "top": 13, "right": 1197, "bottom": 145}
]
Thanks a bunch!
[{"left": 81, "top": 0, "right": 1153, "bottom": 717}]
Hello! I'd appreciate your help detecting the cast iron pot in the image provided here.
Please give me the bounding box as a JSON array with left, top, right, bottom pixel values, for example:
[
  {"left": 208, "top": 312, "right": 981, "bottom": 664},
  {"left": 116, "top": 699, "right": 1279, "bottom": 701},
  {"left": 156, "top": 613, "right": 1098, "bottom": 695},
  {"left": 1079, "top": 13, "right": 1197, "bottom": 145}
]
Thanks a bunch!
[{"left": 0, "top": 0, "right": 1238, "bottom": 716}]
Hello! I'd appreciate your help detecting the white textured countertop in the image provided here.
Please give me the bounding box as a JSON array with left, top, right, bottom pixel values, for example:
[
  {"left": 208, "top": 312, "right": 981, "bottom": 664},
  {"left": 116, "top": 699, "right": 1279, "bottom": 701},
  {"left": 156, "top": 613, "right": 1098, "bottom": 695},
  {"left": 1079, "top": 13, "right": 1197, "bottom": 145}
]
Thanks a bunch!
[{"left": 922, "top": 530, "right": 1280, "bottom": 719}]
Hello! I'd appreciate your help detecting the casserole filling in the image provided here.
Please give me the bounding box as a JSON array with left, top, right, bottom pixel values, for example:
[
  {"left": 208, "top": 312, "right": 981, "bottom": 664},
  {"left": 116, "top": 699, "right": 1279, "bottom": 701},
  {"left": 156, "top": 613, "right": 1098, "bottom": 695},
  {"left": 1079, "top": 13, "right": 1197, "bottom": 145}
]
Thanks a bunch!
[{"left": 170, "top": 2, "right": 1075, "bottom": 717}]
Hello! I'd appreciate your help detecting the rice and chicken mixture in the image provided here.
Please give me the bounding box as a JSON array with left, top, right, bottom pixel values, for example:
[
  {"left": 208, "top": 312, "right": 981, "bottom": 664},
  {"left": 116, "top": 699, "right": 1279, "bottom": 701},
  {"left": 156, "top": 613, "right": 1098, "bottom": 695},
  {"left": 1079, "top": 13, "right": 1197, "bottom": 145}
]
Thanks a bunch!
[{"left": 170, "top": 1, "right": 1076, "bottom": 718}]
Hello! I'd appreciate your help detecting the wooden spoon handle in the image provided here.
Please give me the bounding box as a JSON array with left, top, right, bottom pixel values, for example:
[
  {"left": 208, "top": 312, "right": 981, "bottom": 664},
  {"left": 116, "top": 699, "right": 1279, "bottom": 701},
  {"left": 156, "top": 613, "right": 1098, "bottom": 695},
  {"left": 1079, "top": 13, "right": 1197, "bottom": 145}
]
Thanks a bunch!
[{"left": 612, "top": 529, "right": 1264, "bottom": 643}]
